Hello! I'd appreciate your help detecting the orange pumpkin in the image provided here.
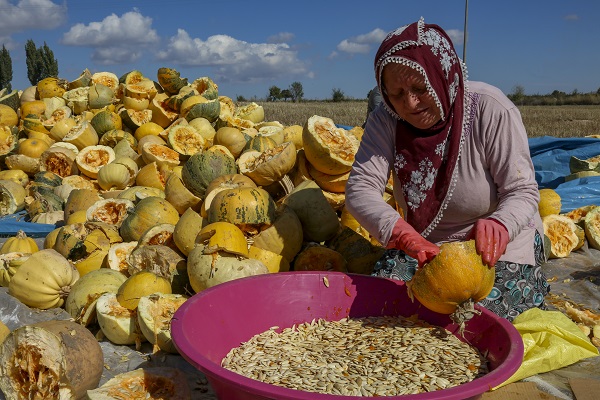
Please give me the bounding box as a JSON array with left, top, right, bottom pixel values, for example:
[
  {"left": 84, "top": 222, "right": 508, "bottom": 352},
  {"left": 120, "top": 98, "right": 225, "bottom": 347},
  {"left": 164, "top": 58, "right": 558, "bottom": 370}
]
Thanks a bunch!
[{"left": 406, "top": 240, "right": 495, "bottom": 330}]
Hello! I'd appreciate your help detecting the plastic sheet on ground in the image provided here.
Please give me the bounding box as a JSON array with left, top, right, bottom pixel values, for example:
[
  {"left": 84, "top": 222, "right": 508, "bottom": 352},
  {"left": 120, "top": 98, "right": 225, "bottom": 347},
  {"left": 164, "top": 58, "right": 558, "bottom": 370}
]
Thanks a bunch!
[
  {"left": 0, "top": 210, "right": 57, "bottom": 238},
  {"left": 530, "top": 135, "right": 600, "bottom": 212}
]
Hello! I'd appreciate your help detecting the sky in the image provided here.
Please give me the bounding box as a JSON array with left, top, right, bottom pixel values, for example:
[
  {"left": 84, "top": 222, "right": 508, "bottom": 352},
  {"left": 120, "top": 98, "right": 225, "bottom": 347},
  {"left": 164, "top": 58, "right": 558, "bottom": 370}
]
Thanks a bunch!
[{"left": 0, "top": 0, "right": 599, "bottom": 100}]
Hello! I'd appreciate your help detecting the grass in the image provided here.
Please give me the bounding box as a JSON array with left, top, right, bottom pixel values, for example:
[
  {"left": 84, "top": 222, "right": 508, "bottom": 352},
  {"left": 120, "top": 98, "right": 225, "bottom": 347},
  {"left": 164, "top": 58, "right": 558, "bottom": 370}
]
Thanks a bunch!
[{"left": 257, "top": 102, "right": 600, "bottom": 138}]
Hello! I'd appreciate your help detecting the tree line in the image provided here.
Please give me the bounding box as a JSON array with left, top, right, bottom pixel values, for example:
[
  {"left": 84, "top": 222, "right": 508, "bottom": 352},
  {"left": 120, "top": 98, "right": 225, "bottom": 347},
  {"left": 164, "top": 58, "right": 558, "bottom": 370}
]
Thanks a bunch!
[
  {"left": 0, "top": 40, "right": 58, "bottom": 92},
  {"left": 508, "top": 85, "right": 600, "bottom": 106}
]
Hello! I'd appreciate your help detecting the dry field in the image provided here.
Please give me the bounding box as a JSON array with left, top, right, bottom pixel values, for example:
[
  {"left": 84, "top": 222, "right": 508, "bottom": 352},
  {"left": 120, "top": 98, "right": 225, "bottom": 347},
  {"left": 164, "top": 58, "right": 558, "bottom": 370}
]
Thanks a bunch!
[{"left": 258, "top": 102, "right": 600, "bottom": 138}]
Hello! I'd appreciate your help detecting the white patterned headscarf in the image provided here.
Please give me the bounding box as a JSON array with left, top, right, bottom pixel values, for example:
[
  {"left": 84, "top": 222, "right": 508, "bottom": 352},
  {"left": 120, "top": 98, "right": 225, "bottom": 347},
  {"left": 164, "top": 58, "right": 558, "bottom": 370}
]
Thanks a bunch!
[{"left": 374, "top": 17, "right": 469, "bottom": 237}]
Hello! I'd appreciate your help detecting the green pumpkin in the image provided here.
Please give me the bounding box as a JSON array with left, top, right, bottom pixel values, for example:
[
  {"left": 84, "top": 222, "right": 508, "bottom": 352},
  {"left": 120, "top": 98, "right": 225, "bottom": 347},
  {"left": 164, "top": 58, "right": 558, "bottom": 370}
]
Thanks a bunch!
[
  {"left": 207, "top": 186, "right": 277, "bottom": 228},
  {"left": 157, "top": 67, "right": 188, "bottom": 95},
  {"left": 242, "top": 134, "right": 277, "bottom": 153},
  {"left": 181, "top": 148, "right": 237, "bottom": 198},
  {"left": 184, "top": 99, "right": 220, "bottom": 123},
  {"left": 90, "top": 109, "right": 122, "bottom": 136},
  {"left": 99, "top": 129, "right": 137, "bottom": 148},
  {"left": 191, "top": 77, "right": 219, "bottom": 100},
  {"left": 119, "top": 196, "right": 180, "bottom": 242}
]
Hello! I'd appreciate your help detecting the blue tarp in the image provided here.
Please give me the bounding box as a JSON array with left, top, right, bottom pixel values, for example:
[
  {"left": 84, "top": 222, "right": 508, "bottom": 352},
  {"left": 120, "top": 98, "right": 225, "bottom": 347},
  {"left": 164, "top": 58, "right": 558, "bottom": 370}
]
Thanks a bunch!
[
  {"left": 529, "top": 135, "right": 600, "bottom": 213},
  {"left": 0, "top": 210, "right": 57, "bottom": 238}
]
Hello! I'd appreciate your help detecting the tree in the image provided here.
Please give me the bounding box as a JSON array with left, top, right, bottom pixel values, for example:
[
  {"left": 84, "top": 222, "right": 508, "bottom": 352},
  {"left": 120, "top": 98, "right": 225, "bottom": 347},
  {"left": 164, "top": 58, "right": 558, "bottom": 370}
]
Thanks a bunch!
[
  {"left": 332, "top": 88, "right": 345, "bottom": 102},
  {"left": 40, "top": 42, "right": 58, "bottom": 78},
  {"left": 0, "top": 45, "right": 12, "bottom": 91},
  {"left": 289, "top": 82, "right": 303, "bottom": 102},
  {"left": 268, "top": 85, "right": 282, "bottom": 102},
  {"left": 280, "top": 89, "right": 292, "bottom": 101},
  {"left": 25, "top": 40, "right": 59, "bottom": 85},
  {"left": 25, "top": 40, "right": 41, "bottom": 85},
  {"left": 508, "top": 84, "right": 525, "bottom": 105}
]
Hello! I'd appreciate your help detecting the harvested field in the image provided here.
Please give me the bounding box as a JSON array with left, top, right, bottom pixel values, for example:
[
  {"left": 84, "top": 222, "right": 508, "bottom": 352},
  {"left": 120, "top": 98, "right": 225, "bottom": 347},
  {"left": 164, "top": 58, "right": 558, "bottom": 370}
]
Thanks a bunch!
[{"left": 259, "top": 102, "right": 600, "bottom": 138}]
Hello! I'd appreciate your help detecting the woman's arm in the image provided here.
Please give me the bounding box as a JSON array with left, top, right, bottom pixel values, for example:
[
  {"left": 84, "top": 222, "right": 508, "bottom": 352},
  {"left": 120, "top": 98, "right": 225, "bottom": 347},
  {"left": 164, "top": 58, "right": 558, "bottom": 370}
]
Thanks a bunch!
[
  {"left": 478, "top": 95, "right": 540, "bottom": 240},
  {"left": 345, "top": 108, "right": 402, "bottom": 245}
]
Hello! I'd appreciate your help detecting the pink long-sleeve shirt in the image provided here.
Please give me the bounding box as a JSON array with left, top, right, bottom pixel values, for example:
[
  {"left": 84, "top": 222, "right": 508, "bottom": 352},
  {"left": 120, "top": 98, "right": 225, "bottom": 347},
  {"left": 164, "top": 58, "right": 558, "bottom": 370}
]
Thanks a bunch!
[{"left": 346, "top": 81, "right": 542, "bottom": 265}]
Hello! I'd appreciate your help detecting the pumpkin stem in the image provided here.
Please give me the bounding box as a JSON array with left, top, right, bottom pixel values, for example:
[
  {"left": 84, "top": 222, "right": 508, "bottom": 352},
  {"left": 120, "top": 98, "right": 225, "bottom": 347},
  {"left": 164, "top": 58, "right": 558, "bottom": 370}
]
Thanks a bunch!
[{"left": 450, "top": 298, "right": 481, "bottom": 336}]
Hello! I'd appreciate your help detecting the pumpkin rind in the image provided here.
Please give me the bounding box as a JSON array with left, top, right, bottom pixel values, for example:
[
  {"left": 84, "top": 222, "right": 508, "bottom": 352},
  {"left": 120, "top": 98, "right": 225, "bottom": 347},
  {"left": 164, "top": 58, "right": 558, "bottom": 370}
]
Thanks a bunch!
[
  {"left": 86, "top": 367, "right": 192, "bottom": 399},
  {"left": 239, "top": 142, "right": 297, "bottom": 186}
]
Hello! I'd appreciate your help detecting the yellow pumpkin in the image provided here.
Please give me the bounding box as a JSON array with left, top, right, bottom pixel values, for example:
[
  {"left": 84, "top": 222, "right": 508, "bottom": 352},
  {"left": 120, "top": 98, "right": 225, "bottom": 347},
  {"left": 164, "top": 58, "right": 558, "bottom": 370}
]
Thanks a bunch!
[
  {"left": 0, "top": 230, "right": 39, "bottom": 254},
  {"left": 197, "top": 221, "right": 249, "bottom": 257},
  {"left": 17, "top": 138, "right": 50, "bottom": 158},
  {"left": 172, "top": 208, "right": 206, "bottom": 256},
  {"left": 116, "top": 270, "right": 172, "bottom": 310},
  {"left": 293, "top": 245, "right": 348, "bottom": 272},
  {"left": 8, "top": 249, "right": 80, "bottom": 309},
  {"left": 538, "top": 188, "right": 561, "bottom": 217},
  {"left": 406, "top": 240, "right": 495, "bottom": 327}
]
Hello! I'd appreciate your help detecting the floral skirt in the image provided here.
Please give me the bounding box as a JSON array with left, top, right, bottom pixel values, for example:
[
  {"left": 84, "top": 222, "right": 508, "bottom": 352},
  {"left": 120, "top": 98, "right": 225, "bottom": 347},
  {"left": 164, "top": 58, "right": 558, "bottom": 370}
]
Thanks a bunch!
[{"left": 371, "top": 231, "right": 550, "bottom": 322}]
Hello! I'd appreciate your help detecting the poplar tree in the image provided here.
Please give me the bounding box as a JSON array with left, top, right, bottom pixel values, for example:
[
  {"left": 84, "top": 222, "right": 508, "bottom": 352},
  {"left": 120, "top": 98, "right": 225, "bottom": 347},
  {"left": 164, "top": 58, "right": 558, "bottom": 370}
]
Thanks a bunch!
[
  {"left": 0, "top": 45, "right": 12, "bottom": 91},
  {"left": 25, "top": 40, "right": 59, "bottom": 85}
]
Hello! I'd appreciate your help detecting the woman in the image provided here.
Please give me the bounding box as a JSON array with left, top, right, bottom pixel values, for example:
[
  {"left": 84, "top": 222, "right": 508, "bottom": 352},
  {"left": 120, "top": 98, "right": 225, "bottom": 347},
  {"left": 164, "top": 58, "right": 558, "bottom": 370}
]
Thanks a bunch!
[{"left": 345, "top": 18, "right": 549, "bottom": 321}]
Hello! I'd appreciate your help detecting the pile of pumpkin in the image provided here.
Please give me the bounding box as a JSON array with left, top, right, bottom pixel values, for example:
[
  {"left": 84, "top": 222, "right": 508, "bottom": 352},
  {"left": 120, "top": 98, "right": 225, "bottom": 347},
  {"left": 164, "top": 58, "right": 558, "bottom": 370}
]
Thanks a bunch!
[{"left": 0, "top": 68, "right": 391, "bottom": 397}]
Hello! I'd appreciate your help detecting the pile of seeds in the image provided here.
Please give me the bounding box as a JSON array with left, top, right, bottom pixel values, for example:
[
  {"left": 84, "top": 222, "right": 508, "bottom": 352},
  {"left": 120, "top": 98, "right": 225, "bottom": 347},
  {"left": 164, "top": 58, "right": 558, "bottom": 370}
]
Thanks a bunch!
[{"left": 222, "top": 315, "right": 489, "bottom": 396}]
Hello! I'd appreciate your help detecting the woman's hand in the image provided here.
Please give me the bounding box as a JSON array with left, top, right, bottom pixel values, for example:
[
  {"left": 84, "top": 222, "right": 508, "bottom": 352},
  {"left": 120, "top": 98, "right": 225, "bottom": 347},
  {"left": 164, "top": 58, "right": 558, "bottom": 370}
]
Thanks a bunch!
[
  {"left": 387, "top": 217, "right": 440, "bottom": 267},
  {"left": 468, "top": 219, "right": 509, "bottom": 267}
]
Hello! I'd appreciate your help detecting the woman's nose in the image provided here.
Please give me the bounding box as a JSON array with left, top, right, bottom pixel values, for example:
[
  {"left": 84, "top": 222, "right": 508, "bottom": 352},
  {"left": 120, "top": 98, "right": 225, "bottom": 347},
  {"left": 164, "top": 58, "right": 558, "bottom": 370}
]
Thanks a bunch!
[{"left": 404, "top": 91, "right": 421, "bottom": 108}]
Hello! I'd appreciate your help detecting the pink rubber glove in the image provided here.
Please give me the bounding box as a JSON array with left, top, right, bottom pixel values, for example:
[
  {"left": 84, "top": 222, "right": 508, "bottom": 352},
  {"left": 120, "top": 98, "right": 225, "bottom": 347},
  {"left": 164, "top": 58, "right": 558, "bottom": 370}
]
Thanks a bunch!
[
  {"left": 387, "top": 217, "right": 440, "bottom": 267},
  {"left": 468, "top": 218, "right": 509, "bottom": 268}
]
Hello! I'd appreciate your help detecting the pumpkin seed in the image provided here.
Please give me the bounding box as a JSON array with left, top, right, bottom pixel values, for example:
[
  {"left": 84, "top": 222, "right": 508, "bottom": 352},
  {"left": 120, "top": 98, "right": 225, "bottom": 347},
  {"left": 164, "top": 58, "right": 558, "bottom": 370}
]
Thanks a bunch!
[{"left": 222, "top": 315, "right": 489, "bottom": 396}]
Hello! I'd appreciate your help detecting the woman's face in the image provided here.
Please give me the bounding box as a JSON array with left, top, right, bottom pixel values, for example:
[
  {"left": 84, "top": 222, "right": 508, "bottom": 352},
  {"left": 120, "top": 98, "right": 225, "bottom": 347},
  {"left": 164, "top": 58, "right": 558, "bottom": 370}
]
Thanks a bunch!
[{"left": 382, "top": 63, "right": 441, "bottom": 129}]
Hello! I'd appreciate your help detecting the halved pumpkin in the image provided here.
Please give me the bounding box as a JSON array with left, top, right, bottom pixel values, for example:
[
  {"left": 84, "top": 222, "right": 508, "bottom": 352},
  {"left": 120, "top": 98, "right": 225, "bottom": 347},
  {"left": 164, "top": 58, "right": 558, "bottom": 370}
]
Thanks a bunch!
[
  {"left": 75, "top": 144, "right": 115, "bottom": 179},
  {"left": 543, "top": 214, "right": 580, "bottom": 258},
  {"left": 302, "top": 115, "right": 358, "bottom": 175}
]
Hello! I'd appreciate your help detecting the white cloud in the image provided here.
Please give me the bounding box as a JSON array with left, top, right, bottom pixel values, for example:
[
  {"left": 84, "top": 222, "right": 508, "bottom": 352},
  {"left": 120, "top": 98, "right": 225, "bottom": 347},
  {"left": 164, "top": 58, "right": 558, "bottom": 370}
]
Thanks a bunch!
[
  {"left": 61, "top": 11, "right": 159, "bottom": 64},
  {"left": 0, "top": 0, "right": 67, "bottom": 36},
  {"left": 156, "top": 29, "right": 310, "bottom": 83},
  {"left": 267, "top": 32, "right": 294, "bottom": 44},
  {"left": 564, "top": 14, "right": 579, "bottom": 21},
  {"left": 336, "top": 28, "right": 387, "bottom": 54},
  {"left": 445, "top": 29, "right": 464, "bottom": 47}
]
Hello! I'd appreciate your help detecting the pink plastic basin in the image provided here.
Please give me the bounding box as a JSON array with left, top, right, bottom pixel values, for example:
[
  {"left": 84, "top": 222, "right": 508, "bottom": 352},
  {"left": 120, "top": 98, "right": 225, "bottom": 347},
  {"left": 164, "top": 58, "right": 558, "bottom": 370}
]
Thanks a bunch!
[{"left": 172, "top": 271, "right": 523, "bottom": 400}]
